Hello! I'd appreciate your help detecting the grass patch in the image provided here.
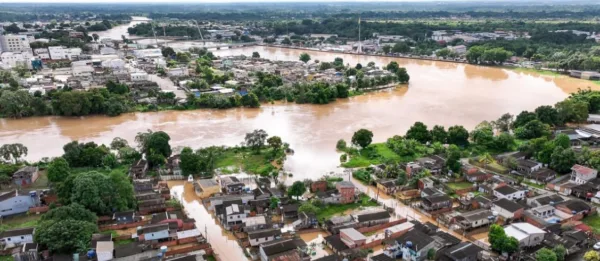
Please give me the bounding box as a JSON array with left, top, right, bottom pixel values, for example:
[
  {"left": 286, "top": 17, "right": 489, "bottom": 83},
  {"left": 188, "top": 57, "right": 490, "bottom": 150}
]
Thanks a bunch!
[
  {"left": 0, "top": 256, "right": 14, "bottom": 261},
  {"left": 204, "top": 255, "right": 217, "bottom": 261},
  {"left": 511, "top": 67, "right": 563, "bottom": 77},
  {"left": 522, "top": 181, "right": 545, "bottom": 189},
  {"left": 115, "top": 239, "right": 135, "bottom": 245},
  {"left": 316, "top": 194, "right": 379, "bottom": 221},
  {"left": 214, "top": 148, "right": 279, "bottom": 176},
  {"left": 71, "top": 165, "right": 129, "bottom": 176},
  {"left": 0, "top": 214, "right": 40, "bottom": 232},
  {"left": 447, "top": 182, "right": 474, "bottom": 190},
  {"left": 342, "top": 143, "right": 414, "bottom": 168},
  {"left": 583, "top": 214, "right": 600, "bottom": 234}
]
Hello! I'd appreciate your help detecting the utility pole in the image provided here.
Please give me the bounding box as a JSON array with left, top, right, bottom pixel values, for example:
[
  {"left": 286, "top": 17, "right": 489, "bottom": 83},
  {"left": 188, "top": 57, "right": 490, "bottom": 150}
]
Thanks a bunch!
[{"left": 358, "top": 15, "right": 362, "bottom": 54}]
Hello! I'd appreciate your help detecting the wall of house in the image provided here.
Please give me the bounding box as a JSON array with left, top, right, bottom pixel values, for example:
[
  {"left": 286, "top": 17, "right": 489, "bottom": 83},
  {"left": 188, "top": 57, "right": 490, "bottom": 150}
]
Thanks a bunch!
[
  {"left": 0, "top": 195, "right": 35, "bottom": 216},
  {"left": 144, "top": 230, "right": 169, "bottom": 241},
  {"left": 1, "top": 234, "right": 33, "bottom": 245},
  {"left": 492, "top": 205, "right": 516, "bottom": 220},
  {"left": 358, "top": 218, "right": 389, "bottom": 228},
  {"left": 494, "top": 191, "right": 524, "bottom": 200},
  {"left": 249, "top": 235, "right": 276, "bottom": 246},
  {"left": 338, "top": 187, "right": 355, "bottom": 204},
  {"left": 97, "top": 250, "right": 113, "bottom": 261},
  {"left": 226, "top": 213, "right": 247, "bottom": 225},
  {"left": 520, "top": 233, "right": 544, "bottom": 247}
]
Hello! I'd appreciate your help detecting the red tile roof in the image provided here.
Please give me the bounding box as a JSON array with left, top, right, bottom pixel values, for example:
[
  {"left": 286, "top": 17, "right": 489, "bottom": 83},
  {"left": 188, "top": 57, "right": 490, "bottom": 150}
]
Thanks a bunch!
[{"left": 572, "top": 164, "right": 596, "bottom": 176}]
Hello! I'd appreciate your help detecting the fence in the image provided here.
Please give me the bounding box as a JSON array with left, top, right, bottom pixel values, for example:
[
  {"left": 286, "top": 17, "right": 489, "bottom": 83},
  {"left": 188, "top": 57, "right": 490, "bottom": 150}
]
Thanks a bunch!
[
  {"left": 160, "top": 175, "right": 186, "bottom": 181},
  {"left": 357, "top": 218, "right": 406, "bottom": 234},
  {"left": 28, "top": 206, "right": 49, "bottom": 214}
]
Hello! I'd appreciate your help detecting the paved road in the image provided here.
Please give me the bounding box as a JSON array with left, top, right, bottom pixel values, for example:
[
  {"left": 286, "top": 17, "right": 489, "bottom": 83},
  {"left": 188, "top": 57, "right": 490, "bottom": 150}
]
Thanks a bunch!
[{"left": 147, "top": 74, "right": 187, "bottom": 99}]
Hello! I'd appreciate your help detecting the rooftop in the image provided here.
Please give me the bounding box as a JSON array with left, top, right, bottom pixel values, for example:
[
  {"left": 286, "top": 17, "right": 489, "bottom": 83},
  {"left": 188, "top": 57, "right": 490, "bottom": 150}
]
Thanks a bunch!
[
  {"left": 395, "top": 228, "right": 435, "bottom": 249},
  {"left": 504, "top": 223, "right": 546, "bottom": 241},
  {"left": 444, "top": 242, "right": 483, "bottom": 260},
  {"left": 340, "top": 228, "right": 366, "bottom": 241},
  {"left": 494, "top": 198, "right": 524, "bottom": 212},
  {"left": 247, "top": 228, "right": 281, "bottom": 240},
  {"left": 354, "top": 209, "right": 391, "bottom": 222},
  {"left": 336, "top": 181, "right": 355, "bottom": 188},
  {"left": 197, "top": 179, "right": 219, "bottom": 188},
  {"left": 0, "top": 227, "right": 35, "bottom": 238},
  {"left": 572, "top": 164, "right": 596, "bottom": 176},
  {"left": 260, "top": 238, "right": 307, "bottom": 257},
  {"left": 459, "top": 209, "right": 492, "bottom": 222},
  {"left": 494, "top": 185, "right": 519, "bottom": 195}
]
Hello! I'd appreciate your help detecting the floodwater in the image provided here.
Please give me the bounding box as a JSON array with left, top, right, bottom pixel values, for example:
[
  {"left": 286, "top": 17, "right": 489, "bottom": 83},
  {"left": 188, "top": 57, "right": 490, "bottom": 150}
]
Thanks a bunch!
[
  {"left": 1, "top": 47, "right": 598, "bottom": 181},
  {"left": 93, "top": 16, "right": 151, "bottom": 40},
  {"left": 169, "top": 183, "right": 248, "bottom": 261}
]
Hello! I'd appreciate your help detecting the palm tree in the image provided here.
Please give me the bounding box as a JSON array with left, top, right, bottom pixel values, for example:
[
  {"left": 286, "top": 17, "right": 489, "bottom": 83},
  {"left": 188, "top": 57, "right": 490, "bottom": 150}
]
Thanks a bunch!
[{"left": 479, "top": 153, "right": 495, "bottom": 169}]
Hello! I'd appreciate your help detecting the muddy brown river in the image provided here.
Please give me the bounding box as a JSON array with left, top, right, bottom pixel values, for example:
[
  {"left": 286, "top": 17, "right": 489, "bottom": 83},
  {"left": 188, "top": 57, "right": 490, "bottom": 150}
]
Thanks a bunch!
[{"left": 1, "top": 47, "right": 597, "bottom": 180}]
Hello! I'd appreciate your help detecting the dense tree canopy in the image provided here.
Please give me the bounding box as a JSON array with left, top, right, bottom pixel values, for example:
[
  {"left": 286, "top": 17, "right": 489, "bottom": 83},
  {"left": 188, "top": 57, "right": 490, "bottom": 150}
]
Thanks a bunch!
[{"left": 352, "top": 129, "right": 374, "bottom": 149}]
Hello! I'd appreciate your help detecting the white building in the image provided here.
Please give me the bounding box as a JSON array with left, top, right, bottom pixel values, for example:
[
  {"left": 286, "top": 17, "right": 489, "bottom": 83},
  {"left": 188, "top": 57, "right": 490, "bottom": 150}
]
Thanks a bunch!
[
  {"left": 1, "top": 51, "right": 33, "bottom": 69},
  {"left": 0, "top": 34, "right": 31, "bottom": 52},
  {"left": 33, "top": 48, "right": 50, "bottom": 59},
  {"left": 96, "top": 241, "right": 114, "bottom": 261},
  {"left": 504, "top": 223, "right": 546, "bottom": 247},
  {"left": 248, "top": 228, "right": 281, "bottom": 247},
  {"left": 0, "top": 227, "right": 35, "bottom": 246},
  {"left": 48, "top": 46, "right": 82, "bottom": 60},
  {"left": 493, "top": 185, "right": 526, "bottom": 201},
  {"left": 100, "top": 47, "right": 117, "bottom": 55},
  {"left": 72, "top": 65, "right": 94, "bottom": 77},
  {"left": 448, "top": 45, "right": 467, "bottom": 54},
  {"left": 167, "top": 67, "right": 189, "bottom": 77},
  {"left": 570, "top": 164, "right": 598, "bottom": 184},
  {"left": 132, "top": 48, "right": 163, "bottom": 59},
  {"left": 101, "top": 59, "right": 126, "bottom": 70},
  {"left": 131, "top": 72, "right": 149, "bottom": 82}
]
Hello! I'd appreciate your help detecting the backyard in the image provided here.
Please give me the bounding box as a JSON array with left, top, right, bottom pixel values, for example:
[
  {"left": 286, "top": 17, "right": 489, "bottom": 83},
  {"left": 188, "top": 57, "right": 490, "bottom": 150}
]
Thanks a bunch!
[
  {"left": 342, "top": 143, "right": 417, "bottom": 168},
  {"left": 583, "top": 214, "right": 600, "bottom": 234},
  {"left": 447, "top": 182, "right": 475, "bottom": 190},
  {"left": 215, "top": 148, "right": 280, "bottom": 176},
  {"left": 0, "top": 214, "right": 40, "bottom": 233},
  {"left": 316, "top": 194, "right": 379, "bottom": 221}
]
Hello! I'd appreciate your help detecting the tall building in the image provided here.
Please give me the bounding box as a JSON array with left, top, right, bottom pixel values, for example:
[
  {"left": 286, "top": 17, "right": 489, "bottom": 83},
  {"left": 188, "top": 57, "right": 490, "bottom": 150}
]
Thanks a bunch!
[{"left": 0, "top": 34, "right": 31, "bottom": 52}]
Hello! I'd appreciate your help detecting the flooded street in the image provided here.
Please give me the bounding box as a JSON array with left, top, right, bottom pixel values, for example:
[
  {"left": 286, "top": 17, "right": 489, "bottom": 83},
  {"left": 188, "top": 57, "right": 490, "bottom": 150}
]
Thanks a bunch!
[
  {"left": 169, "top": 182, "right": 248, "bottom": 261},
  {"left": 1, "top": 47, "right": 598, "bottom": 181}
]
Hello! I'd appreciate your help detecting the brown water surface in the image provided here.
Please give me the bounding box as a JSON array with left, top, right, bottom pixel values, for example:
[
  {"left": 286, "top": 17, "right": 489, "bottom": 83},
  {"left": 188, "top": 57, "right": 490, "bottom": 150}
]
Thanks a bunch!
[{"left": 1, "top": 47, "right": 597, "bottom": 180}]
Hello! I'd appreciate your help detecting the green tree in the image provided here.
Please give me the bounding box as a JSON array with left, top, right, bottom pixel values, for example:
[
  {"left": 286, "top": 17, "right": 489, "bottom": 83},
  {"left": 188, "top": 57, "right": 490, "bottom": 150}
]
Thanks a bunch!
[
  {"left": 494, "top": 133, "right": 516, "bottom": 152},
  {"left": 555, "top": 99, "right": 589, "bottom": 124},
  {"left": 584, "top": 251, "right": 600, "bottom": 261},
  {"left": 269, "top": 196, "right": 280, "bottom": 209},
  {"left": 471, "top": 125, "right": 494, "bottom": 149},
  {"left": 392, "top": 42, "right": 410, "bottom": 53},
  {"left": 35, "top": 220, "right": 98, "bottom": 254},
  {"left": 386, "top": 61, "right": 400, "bottom": 73},
  {"left": 382, "top": 45, "right": 391, "bottom": 54},
  {"left": 352, "top": 129, "right": 374, "bottom": 149},
  {"left": 406, "top": 122, "right": 431, "bottom": 143},
  {"left": 298, "top": 202, "right": 319, "bottom": 215},
  {"left": 513, "top": 111, "right": 538, "bottom": 129},
  {"left": 299, "top": 53, "right": 311, "bottom": 63},
  {"left": 515, "top": 120, "right": 550, "bottom": 139},
  {"left": 288, "top": 181, "right": 306, "bottom": 199},
  {"left": 446, "top": 144, "right": 462, "bottom": 173},
  {"left": 47, "top": 157, "right": 70, "bottom": 183},
  {"left": 241, "top": 92, "right": 260, "bottom": 107},
  {"left": 138, "top": 131, "right": 172, "bottom": 158},
  {"left": 110, "top": 137, "right": 129, "bottom": 150},
  {"left": 536, "top": 248, "right": 557, "bottom": 261},
  {"left": 553, "top": 134, "right": 571, "bottom": 149},
  {"left": 427, "top": 248, "right": 436, "bottom": 260},
  {"left": 488, "top": 224, "right": 506, "bottom": 252},
  {"left": 466, "top": 45, "right": 486, "bottom": 64},
  {"left": 492, "top": 113, "right": 513, "bottom": 132},
  {"left": 0, "top": 143, "right": 28, "bottom": 163},
  {"left": 535, "top": 105, "right": 560, "bottom": 126},
  {"left": 245, "top": 129, "right": 268, "bottom": 152},
  {"left": 396, "top": 68, "right": 410, "bottom": 83},
  {"left": 41, "top": 203, "right": 97, "bottom": 223},
  {"left": 162, "top": 47, "right": 175, "bottom": 57},
  {"left": 267, "top": 136, "right": 283, "bottom": 151},
  {"left": 554, "top": 245, "right": 566, "bottom": 261},
  {"left": 0, "top": 90, "right": 33, "bottom": 118},
  {"left": 550, "top": 147, "right": 577, "bottom": 173},
  {"left": 252, "top": 52, "right": 260, "bottom": 58},
  {"left": 336, "top": 139, "right": 347, "bottom": 150},
  {"left": 447, "top": 125, "right": 469, "bottom": 147},
  {"left": 430, "top": 125, "right": 447, "bottom": 143}
]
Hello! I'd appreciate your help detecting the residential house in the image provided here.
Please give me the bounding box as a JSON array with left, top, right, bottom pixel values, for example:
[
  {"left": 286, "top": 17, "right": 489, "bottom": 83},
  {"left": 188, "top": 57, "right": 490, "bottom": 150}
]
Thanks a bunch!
[
  {"left": 130, "top": 159, "right": 148, "bottom": 178},
  {"left": 528, "top": 205, "right": 574, "bottom": 225},
  {"left": 325, "top": 215, "right": 357, "bottom": 234},
  {"left": 311, "top": 180, "right": 328, "bottom": 193},
  {"left": 336, "top": 181, "right": 356, "bottom": 204},
  {"left": 294, "top": 211, "right": 317, "bottom": 230},
  {"left": 556, "top": 200, "right": 592, "bottom": 219},
  {"left": 138, "top": 198, "right": 166, "bottom": 214},
  {"left": 406, "top": 162, "right": 423, "bottom": 177},
  {"left": 465, "top": 170, "right": 491, "bottom": 183},
  {"left": 244, "top": 215, "right": 269, "bottom": 232},
  {"left": 571, "top": 164, "right": 598, "bottom": 184},
  {"left": 195, "top": 179, "right": 221, "bottom": 198},
  {"left": 416, "top": 156, "right": 446, "bottom": 175},
  {"left": 96, "top": 241, "right": 114, "bottom": 261},
  {"left": 165, "top": 155, "right": 182, "bottom": 176},
  {"left": 441, "top": 242, "right": 483, "bottom": 261},
  {"left": 371, "top": 253, "right": 395, "bottom": 261},
  {"left": 421, "top": 187, "right": 443, "bottom": 198},
  {"left": 493, "top": 185, "right": 525, "bottom": 200},
  {"left": 90, "top": 233, "right": 112, "bottom": 249},
  {"left": 393, "top": 228, "right": 436, "bottom": 261},
  {"left": 324, "top": 235, "right": 351, "bottom": 255},
  {"left": 473, "top": 196, "right": 493, "bottom": 210},
  {"left": 352, "top": 209, "right": 391, "bottom": 228},
  {"left": 248, "top": 228, "right": 281, "bottom": 247},
  {"left": 515, "top": 160, "right": 542, "bottom": 175},
  {"left": 138, "top": 223, "right": 170, "bottom": 241},
  {"left": 113, "top": 243, "right": 152, "bottom": 259},
  {"left": 133, "top": 180, "right": 154, "bottom": 193},
  {"left": 528, "top": 169, "right": 557, "bottom": 184},
  {"left": 314, "top": 190, "right": 343, "bottom": 204},
  {"left": 0, "top": 190, "right": 36, "bottom": 216},
  {"left": 377, "top": 179, "right": 397, "bottom": 195},
  {"left": 12, "top": 166, "right": 38, "bottom": 187},
  {"left": 492, "top": 198, "right": 524, "bottom": 220},
  {"left": 113, "top": 210, "right": 136, "bottom": 224},
  {"left": 281, "top": 204, "right": 299, "bottom": 220},
  {"left": 0, "top": 227, "right": 34, "bottom": 246},
  {"left": 421, "top": 194, "right": 452, "bottom": 213},
  {"left": 527, "top": 194, "right": 566, "bottom": 208},
  {"left": 340, "top": 228, "right": 367, "bottom": 248},
  {"left": 259, "top": 238, "right": 308, "bottom": 261},
  {"left": 217, "top": 199, "right": 249, "bottom": 229},
  {"left": 219, "top": 176, "right": 244, "bottom": 194},
  {"left": 418, "top": 177, "right": 434, "bottom": 190},
  {"left": 208, "top": 194, "right": 254, "bottom": 211},
  {"left": 504, "top": 223, "right": 546, "bottom": 247},
  {"left": 453, "top": 209, "right": 493, "bottom": 231}
]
